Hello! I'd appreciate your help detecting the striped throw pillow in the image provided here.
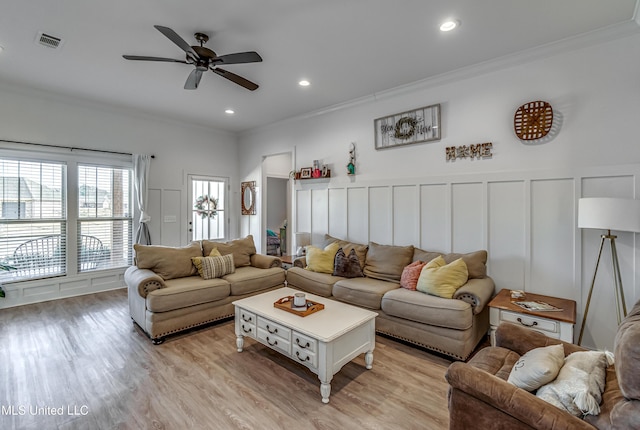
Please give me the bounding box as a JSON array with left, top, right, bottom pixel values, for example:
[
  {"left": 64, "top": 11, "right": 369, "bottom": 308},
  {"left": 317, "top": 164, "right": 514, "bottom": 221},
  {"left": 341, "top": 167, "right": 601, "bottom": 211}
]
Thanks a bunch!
[{"left": 192, "top": 254, "right": 235, "bottom": 279}]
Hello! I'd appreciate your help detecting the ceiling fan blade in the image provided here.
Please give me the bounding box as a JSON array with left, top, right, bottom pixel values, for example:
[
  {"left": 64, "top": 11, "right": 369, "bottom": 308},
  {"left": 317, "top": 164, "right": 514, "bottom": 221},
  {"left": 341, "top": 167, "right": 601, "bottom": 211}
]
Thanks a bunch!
[
  {"left": 213, "top": 51, "right": 263, "bottom": 65},
  {"left": 184, "top": 69, "right": 204, "bottom": 90},
  {"left": 123, "top": 55, "right": 188, "bottom": 63},
  {"left": 154, "top": 25, "right": 199, "bottom": 60},
  {"left": 211, "top": 68, "right": 259, "bottom": 91}
]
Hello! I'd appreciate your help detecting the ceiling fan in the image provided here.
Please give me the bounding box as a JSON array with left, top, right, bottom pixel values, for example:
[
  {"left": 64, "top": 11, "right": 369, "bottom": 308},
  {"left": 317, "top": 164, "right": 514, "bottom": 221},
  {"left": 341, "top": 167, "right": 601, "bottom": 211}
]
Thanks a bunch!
[{"left": 123, "top": 25, "right": 262, "bottom": 91}]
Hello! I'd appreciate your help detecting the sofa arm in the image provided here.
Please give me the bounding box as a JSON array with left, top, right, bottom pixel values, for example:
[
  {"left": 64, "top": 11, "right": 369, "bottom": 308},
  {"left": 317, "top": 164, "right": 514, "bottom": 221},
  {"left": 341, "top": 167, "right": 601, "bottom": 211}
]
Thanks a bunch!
[
  {"left": 453, "top": 277, "right": 494, "bottom": 314},
  {"left": 124, "top": 266, "right": 166, "bottom": 298},
  {"left": 495, "top": 322, "right": 585, "bottom": 357},
  {"left": 293, "top": 256, "right": 306, "bottom": 269},
  {"left": 250, "top": 253, "right": 282, "bottom": 269},
  {"left": 446, "top": 362, "right": 593, "bottom": 430}
]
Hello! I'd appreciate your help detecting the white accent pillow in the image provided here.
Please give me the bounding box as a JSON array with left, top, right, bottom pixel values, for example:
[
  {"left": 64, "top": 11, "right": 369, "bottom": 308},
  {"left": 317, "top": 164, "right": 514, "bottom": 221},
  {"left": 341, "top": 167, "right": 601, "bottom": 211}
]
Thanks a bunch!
[
  {"left": 507, "top": 344, "right": 565, "bottom": 391},
  {"left": 536, "top": 350, "right": 614, "bottom": 416}
]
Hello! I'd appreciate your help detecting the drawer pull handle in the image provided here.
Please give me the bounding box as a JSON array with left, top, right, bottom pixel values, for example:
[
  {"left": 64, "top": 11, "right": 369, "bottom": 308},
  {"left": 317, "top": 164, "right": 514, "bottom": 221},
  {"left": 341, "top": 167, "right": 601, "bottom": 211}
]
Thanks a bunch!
[
  {"left": 295, "top": 338, "right": 310, "bottom": 349},
  {"left": 242, "top": 315, "right": 252, "bottom": 322},
  {"left": 266, "top": 336, "right": 278, "bottom": 347},
  {"left": 517, "top": 317, "right": 538, "bottom": 328},
  {"left": 296, "top": 351, "right": 310, "bottom": 362},
  {"left": 242, "top": 325, "right": 252, "bottom": 334},
  {"left": 266, "top": 325, "right": 278, "bottom": 334}
]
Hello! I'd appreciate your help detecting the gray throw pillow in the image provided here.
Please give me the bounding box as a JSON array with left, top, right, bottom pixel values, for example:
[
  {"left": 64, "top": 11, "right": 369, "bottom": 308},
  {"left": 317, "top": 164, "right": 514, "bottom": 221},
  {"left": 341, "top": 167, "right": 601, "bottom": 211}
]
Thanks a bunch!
[{"left": 333, "top": 248, "right": 364, "bottom": 278}]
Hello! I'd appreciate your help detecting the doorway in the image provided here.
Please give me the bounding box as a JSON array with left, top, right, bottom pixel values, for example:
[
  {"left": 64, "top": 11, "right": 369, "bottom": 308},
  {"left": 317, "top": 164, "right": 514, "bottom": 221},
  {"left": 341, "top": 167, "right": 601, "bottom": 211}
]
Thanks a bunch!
[{"left": 262, "top": 152, "right": 293, "bottom": 255}]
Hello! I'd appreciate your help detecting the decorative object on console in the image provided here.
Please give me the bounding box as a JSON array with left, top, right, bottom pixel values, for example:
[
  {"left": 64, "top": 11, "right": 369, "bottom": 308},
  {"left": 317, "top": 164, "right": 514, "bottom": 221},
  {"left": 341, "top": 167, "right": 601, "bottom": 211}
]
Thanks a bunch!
[
  {"left": 347, "top": 142, "right": 356, "bottom": 175},
  {"left": 446, "top": 142, "right": 493, "bottom": 161},
  {"left": 514, "top": 100, "right": 553, "bottom": 140},
  {"left": 295, "top": 232, "right": 311, "bottom": 256},
  {"left": 240, "top": 181, "right": 256, "bottom": 215},
  {"left": 374, "top": 104, "right": 441, "bottom": 150},
  {"left": 577, "top": 197, "right": 640, "bottom": 345},
  {"left": 312, "top": 160, "right": 321, "bottom": 178}
]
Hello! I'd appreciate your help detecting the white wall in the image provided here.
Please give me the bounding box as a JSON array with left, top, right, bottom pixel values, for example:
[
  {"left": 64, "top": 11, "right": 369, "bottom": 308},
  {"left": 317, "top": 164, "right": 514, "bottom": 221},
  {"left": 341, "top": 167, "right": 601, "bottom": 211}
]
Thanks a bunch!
[
  {"left": 0, "top": 82, "right": 238, "bottom": 307},
  {"left": 238, "top": 33, "right": 640, "bottom": 350}
]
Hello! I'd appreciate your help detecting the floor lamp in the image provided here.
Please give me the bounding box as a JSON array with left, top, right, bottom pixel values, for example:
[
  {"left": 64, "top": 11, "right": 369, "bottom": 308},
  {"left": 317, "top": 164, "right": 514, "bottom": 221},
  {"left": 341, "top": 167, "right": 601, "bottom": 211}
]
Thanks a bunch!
[{"left": 577, "top": 197, "right": 640, "bottom": 345}]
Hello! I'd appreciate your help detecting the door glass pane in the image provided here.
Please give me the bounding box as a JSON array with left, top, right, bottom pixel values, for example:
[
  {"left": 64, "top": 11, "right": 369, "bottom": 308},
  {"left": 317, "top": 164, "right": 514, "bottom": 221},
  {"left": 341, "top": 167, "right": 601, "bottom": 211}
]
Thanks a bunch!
[{"left": 191, "top": 178, "right": 226, "bottom": 241}]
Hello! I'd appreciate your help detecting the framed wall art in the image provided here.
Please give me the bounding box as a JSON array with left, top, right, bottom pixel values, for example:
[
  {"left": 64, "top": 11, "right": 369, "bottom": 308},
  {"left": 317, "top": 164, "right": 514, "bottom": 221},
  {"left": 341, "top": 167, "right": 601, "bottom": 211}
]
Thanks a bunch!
[
  {"left": 374, "top": 103, "right": 441, "bottom": 150},
  {"left": 299, "top": 167, "right": 313, "bottom": 179}
]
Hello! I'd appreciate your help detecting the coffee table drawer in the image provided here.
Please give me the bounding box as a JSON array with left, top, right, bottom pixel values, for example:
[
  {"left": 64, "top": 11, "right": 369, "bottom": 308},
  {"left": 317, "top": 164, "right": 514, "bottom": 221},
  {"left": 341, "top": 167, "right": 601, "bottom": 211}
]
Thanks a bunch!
[
  {"left": 258, "top": 317, "right": 291, "bottom": 341},
  {"left": 238, "top": 309, "right": 257, "bottom": 338},
  {"left": 292, "top": 331, "right": 317, "bottom": 353},
  {"left": 293, "top": 345, "right": 318, "bottom": 369},
  {"left": 258, "top": 328, "right": 291, "bottom": 355}
]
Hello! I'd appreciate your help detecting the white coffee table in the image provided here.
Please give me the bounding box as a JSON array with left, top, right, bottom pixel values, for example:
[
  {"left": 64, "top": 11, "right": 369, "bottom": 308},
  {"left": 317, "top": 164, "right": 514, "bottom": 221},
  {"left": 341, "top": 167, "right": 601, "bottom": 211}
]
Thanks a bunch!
[{"left": 233, "top": 287, "right": 377, "bottom": 403}]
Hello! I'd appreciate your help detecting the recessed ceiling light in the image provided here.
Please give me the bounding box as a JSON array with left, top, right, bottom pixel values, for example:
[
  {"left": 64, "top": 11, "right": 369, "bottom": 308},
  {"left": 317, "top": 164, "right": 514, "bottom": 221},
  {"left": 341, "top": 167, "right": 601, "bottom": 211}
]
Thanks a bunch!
[
  {"left": 440, "top": 20, "right": 460, "bottom": 32},
  {"left": 298, "top": 80, "right": 310, "bottom": 87},
  {"left": 225, "top": 109, "right": 235, "bottom": 114}
]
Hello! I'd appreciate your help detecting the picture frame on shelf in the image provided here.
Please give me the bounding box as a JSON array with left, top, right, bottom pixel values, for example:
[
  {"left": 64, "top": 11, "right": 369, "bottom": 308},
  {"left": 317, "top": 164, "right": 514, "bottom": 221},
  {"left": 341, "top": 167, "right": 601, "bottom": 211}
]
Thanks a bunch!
[{"left": 300, "top": 167, "right": 312, "bottom": 179}]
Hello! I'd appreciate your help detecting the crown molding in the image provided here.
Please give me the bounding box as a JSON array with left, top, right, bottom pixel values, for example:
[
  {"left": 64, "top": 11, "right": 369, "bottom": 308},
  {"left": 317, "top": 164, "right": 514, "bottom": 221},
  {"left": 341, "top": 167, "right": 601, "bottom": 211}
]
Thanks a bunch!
[{"left": 240, "top": 19, "right": 640, "bottom": 139}]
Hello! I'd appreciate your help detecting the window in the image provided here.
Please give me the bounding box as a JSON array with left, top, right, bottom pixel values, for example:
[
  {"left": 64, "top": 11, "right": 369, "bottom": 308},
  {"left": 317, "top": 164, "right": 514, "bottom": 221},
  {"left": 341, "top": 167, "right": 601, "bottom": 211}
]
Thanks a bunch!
[
  {"left": 189, "top": 176, "right": 227, "bottom": 241},
  {"left": 0, "top": 155, "right": 133, "bottom": 282},
  {"left": 0, "top": 159, "right": 66, "bottom": 279},
  {"left": 78, "top": 164, "right": 132, "bottom": 272}
]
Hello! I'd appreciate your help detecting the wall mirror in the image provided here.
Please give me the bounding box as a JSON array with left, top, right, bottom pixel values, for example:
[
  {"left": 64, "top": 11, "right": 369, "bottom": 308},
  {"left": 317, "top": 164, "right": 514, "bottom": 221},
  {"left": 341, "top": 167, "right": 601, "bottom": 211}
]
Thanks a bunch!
[{"left": 241, "top": 181, "right": 256, "bottom": 215}]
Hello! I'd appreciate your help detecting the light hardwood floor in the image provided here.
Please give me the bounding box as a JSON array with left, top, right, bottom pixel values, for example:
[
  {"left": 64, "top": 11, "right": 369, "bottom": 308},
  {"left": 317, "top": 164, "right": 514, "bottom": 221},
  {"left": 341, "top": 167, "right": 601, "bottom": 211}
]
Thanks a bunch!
[{"left": 0, "top": 289, "right": 455, "bottom": 430}]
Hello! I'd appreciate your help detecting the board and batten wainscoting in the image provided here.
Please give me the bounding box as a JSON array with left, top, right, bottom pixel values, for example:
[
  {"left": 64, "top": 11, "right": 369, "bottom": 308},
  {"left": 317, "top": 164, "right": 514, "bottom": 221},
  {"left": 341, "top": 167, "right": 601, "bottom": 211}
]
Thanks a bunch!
[{"left": 294, "top": 163, "right": 640, "bottom": 351}]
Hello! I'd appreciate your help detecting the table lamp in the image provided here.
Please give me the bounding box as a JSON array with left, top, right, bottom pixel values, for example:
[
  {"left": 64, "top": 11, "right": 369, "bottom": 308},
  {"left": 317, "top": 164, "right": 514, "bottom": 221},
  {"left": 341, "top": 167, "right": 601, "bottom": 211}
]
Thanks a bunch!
[
  {"left": 295, "top": 232, "right": 311, "bottom": 256},
  {"left": 577, "top": 197, "right": 640, "bottom": 345}
]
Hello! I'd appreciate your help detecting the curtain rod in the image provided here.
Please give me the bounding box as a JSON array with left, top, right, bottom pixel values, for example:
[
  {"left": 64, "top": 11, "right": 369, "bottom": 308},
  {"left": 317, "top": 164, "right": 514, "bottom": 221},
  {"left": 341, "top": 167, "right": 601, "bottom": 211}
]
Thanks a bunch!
[{"left": 0, "top": 138, "right": 155, "bottom": 158}]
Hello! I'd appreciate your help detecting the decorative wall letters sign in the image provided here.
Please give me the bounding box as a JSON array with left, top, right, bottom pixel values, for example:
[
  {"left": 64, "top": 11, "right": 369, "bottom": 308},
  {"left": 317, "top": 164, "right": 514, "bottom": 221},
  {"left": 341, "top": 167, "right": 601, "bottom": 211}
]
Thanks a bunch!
[
  {"left": 374, "top": 104, "right": 441, "bottom": 150},
  {"left": 446, "top": 143, "right": 493, "bottom": 161}
]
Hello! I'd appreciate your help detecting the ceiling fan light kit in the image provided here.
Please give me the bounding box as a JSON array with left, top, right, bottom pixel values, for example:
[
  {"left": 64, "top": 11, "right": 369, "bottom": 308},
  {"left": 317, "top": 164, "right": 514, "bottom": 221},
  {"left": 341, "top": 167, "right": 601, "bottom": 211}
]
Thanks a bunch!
[{"left": 123, "top": 25, "right": 262, "bottom": 91}]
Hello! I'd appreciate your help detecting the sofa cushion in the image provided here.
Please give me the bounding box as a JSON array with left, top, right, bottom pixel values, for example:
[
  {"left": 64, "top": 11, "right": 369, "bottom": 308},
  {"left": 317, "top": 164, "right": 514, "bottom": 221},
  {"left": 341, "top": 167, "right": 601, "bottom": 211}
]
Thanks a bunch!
[
  {"left": 381, "top": 288, "right": 473, "bottom": 330},
  {"left": 134, "top": 242, "right": 202, "bottom": 280},
  {"left": 412, "top": 249, "right": 487, "bottom": 279},
  {"left": 416, "top": 256, "right": 468, "bottom": 299},
  {"left": 465, "top": 345, "right": 522, "bottom": 381},
  {"left": 444, "top": 250, "right": 487, "bottom": 279},
  {"left": 146, "top": 276, "right": 230, "bottom": 312},
  {"left": 192, "top": 254, "right": 235, "bottom": 280},
  {"left": 507, "top": 344, "right": 565, "bottom": 391},
  {"left": 333, "top": 277, "right": 399, "bottom": 310},
  {"left": 400, "top": 260, "right": 427, "bottom": 290},
  {"left": 222, "top": 266, "right": 285, "bottom": 296},
  {"left": 202, "top": 235, "right": 256, "bottom": 267},
  {"left": 614, "top": 300, "right": 640, "bottom": 400},
  {"left": 413, "top": 248, "right": 442, "bottom": 264},
  {"left": 306, "top": 242, "right": 340, "bottom": 274},
  {"left": 322, "top": 235, "right": 368, "bottom": 267},
  {"left": 363, "top": 242, "right": 414, "bottom": 282},
  {"left": 333, "top": 248, "right": 364, "bottom": 278},
  {"left": 285, "top": 267, "right": 343, "bottom": 297}
]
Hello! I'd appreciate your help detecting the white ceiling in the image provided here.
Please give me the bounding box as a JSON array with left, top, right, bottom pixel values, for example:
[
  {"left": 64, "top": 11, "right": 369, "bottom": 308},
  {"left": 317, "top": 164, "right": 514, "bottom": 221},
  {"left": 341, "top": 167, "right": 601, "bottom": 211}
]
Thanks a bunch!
[{"left": 0, "top": 0, "right": 638, "bottom": 134}]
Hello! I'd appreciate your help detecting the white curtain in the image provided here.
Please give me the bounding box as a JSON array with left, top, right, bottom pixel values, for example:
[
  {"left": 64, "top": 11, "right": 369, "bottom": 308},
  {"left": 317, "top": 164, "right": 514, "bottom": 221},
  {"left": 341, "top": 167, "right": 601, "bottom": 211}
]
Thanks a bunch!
[{"left": 133, "top": 154, "right": 152, "bottom": 245}]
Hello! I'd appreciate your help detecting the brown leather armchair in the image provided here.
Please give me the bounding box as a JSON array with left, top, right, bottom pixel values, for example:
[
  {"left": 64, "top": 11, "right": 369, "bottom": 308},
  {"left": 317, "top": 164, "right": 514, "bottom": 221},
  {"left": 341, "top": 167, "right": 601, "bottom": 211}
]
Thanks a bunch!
[{"left": 445, "top": 300, "right": 640, "bottom": 429}]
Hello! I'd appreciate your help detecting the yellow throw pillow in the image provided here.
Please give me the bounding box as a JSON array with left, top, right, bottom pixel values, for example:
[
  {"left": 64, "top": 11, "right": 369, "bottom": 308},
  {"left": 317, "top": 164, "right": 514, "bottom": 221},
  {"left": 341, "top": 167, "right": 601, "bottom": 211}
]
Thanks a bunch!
[
  {"left": 416, "top": 256, "right": 468, "bottom": 299},
  {"left": 305, "top": 242, "right": 340, "bottom": 274},
  {"left": 191, "top": 248, "right": 222, "bottom": 270}
]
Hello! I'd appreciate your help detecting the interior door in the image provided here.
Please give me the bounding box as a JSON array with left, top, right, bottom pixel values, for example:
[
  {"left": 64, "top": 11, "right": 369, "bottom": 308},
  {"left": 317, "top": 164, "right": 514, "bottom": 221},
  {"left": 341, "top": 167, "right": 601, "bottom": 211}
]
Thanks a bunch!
[{"left": 187, "top": 175, "right": 228, "bottom": 242}]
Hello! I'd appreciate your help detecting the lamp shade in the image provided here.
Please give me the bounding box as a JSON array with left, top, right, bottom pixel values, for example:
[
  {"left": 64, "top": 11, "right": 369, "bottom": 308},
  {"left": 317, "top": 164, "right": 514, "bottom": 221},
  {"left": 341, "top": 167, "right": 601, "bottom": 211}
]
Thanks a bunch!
[
  {"left": 578, "top": 198, "right": 640, "bottom": 233},
  {"left": 295, "top": 232, "right": 311, "bottom": 246}
]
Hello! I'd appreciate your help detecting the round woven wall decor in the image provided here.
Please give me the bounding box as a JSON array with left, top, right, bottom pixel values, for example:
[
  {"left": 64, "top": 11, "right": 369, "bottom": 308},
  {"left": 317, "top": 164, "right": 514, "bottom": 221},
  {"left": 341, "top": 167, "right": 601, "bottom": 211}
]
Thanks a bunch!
[{"left": 514, "top": 101, "right": 553, "bottom": 140}]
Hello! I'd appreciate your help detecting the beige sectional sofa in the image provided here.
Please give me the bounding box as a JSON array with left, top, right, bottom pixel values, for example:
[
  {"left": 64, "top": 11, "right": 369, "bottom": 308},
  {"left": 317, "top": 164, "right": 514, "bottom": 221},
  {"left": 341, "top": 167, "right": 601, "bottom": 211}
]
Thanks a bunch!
[
  {"left": 286, "top": 235, "right": 495, "bottom": 360},
  {"left": 125, "top": 235, "right": 285, "bottom": 344}
]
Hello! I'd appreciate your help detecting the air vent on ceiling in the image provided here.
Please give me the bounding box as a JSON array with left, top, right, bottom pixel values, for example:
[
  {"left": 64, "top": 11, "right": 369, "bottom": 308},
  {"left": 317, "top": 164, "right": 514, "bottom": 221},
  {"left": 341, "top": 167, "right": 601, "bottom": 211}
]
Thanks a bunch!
[{"left": 36, "top": 32, "right": 63, "bottom": 49}]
